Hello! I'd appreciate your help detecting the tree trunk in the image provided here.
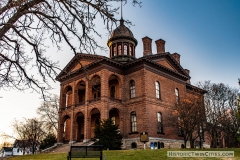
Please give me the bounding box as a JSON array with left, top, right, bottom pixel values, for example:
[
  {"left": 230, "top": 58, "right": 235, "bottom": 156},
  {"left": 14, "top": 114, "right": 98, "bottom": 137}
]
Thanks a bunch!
[{"left": 190, "top": 139, "right": 195, "bottom": 148}]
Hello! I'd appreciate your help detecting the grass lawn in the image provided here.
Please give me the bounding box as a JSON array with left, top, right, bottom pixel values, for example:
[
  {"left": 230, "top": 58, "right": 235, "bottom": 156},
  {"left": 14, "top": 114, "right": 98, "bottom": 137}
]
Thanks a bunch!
[{"left": 7, "top": 148, "right": 240, "bottom": 160}]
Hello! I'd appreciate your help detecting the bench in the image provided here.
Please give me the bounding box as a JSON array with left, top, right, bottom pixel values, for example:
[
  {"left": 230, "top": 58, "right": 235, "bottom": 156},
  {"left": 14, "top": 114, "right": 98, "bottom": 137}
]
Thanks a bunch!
[{"left": 67, "top": 145, "right": 103, "bottom": 160}]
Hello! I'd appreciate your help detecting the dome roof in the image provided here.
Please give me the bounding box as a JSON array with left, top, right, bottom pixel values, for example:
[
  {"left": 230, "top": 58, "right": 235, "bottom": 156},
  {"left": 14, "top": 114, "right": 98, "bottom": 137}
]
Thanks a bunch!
[
  {"left": 110, "top": 23, "right": 134, "bottom": 39},
  {"left": 107, "top": 19, "right": 137, "bottom": 47}
]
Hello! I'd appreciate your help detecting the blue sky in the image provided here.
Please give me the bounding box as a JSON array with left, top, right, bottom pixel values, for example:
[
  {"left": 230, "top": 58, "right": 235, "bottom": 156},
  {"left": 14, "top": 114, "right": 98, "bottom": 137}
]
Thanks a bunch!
[{"left": 0, "top": 0, "right": 240, "bottom": 143}]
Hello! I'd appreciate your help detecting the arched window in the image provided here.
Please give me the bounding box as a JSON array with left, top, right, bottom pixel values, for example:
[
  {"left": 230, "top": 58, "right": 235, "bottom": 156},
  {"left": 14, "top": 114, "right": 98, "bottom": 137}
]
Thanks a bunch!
[
  {"left": 113, "top": 45, "right": 117, "bottom": 56},
  {"left": 131, "top": 111, "right": 137, "bottom": 132},
  {"left": 124, "top": 44, "right": 128, "bottom": 55},
  {"left": 157, "top": 112, "right": 163, "bottom": 133},
  {"left": 175, "top": 88, "right": 179, "bottom": 104},
  {"left": 155, "top": 81, "right": 161, "bottom": 99},
  {"left": 63, "top": 121, "right": 66, "bottom": 133},
  {"left": 65, "top": 92, "right": 69, "bottom": 107},
  {"left": 110, "top": 86, "right": 115, "bottom": 99},
  {"left": 118, "top": 44, "right": 122, "bottom": 55},
  {"left": 129, "top": 45, "right": 132, "bottom": 56},
  {"left": 130, "top": 80, "right": 136, "bottom": 98}
]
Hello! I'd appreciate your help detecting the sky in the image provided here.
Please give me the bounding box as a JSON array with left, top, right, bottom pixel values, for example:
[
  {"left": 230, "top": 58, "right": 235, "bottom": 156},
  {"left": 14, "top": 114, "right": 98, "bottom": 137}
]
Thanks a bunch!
[{"left": 1, "top": 0, "right": 240, "bottom": 144}]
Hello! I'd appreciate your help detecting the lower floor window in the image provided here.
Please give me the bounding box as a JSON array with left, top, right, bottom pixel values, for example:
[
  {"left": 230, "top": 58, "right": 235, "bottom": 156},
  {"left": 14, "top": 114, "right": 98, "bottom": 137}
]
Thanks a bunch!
[
  {"left": 131, "top": 112, "right": 137, "bottom": 132},
  {"left": 157, "top": 122, "right": 163, "bottom": 133}
]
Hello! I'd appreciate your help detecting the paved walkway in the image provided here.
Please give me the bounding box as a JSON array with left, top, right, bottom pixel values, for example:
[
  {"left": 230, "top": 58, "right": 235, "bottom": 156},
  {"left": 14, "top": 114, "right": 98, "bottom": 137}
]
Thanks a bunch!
[{"left": 51, "top": 144, "right": 70, "bottom": 153}]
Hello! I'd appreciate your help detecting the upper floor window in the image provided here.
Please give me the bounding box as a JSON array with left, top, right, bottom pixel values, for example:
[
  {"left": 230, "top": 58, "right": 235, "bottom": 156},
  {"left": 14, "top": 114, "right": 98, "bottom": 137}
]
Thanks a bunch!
[
  {"left": 124, "top": 44, "right": 128, "bottom": 55},
  {"left": 118, "top": 44, "right": 122, "bottom": 55},
  {"left": 130, "top": 80, "right": 136, "bottom": 98},
  {"left": 131, "top": 111, "right": 137, "bottom": 132},
  {"left": 157, "top": 112, "right": 163, "bottom": 133},
  {"left": 113, "top": 45, "right": 117, "bottom": 56},
  {"left": 155, "top": 81, "right": 161, "bottom": 99},
  {"left": 110, "top": 86, "right": 115, "bottom": 99},
  {"left": 175, "top": 88, "right": 179, "bottom": 104},
  {"left": 129, "top": 45, "right": 132, "bottom": 56},
  {"left": 66, "top": 92, "right": 69, "bottom": 107}
]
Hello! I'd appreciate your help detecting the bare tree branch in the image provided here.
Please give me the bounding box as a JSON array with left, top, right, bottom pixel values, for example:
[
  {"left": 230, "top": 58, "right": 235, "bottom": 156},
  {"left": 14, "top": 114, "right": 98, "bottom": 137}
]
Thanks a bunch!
[{"left": 0, "top": 0, "right": 141, "bottom": 98}]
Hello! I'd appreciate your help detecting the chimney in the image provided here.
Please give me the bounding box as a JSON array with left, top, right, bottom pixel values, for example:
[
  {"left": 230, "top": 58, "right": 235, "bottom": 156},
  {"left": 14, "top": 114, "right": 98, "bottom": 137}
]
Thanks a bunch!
[
  {"left": 155, "top": 39, "right": 165, "bottom": 54},
  {"left": 142, "top": 36, "right": 152, "bottom": 56},
  {"left": 172, "top": 52, "right": 180, "bottom": 64},
  {"left": 185, "top": 69, "right": 191, "bottom": 84}
]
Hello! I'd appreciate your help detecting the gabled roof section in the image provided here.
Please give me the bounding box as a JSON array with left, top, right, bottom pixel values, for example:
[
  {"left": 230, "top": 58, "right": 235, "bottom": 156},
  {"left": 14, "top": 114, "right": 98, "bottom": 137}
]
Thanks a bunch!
[
  {"left": 56, "top": 52, "right": 191, "bottom": 83},
  {"left": 142, "top": 53, "right": 190, "bottom": 78},
  {"left": 56, "top": 54, "right": 124, "bottom": 81},
  {"left": 123, "top": 55, "right": 189, "bottom": 81},
  {"left": 56, "top": 53, "right": 105, "bottom": 80}
]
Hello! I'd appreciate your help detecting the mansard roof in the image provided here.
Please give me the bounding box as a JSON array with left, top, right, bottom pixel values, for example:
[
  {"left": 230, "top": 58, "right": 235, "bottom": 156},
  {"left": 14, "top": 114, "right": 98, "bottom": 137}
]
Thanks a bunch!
[{"left": 56, "top": 52, "right": 190, "bottom": 82}]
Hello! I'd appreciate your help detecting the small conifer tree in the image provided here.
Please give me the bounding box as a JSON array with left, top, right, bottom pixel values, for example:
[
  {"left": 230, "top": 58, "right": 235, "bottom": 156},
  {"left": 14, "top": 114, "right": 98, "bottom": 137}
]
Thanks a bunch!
[{"left": 94, "top": 118, "right": 122, "bottom": 150}]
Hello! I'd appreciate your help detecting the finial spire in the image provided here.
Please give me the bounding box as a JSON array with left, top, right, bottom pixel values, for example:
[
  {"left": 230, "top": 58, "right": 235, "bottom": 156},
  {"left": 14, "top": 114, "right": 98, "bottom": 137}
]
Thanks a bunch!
[
  {"left": 120, "top": 0, "right": 124, "bottom": 25},
  {"left": 121, "top": 0, "right": 123, "bottom": 19}
]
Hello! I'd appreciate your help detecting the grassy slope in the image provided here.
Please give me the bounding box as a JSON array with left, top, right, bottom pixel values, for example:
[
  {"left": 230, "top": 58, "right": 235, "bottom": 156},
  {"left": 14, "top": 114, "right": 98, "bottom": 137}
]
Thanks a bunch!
[{"left": 7, "top": 148, "right": 240, "bottom": 160}]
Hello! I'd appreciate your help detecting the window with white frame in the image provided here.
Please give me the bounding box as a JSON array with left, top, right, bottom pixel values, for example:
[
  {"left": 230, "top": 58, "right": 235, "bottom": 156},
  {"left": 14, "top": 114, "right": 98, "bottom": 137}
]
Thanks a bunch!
[
  {"left": 155, "top": 81, "right": 161, "bottom": 99},
  {"left": 131, "top": 111, "right": 137, "bottom": 132},
  {"left": 124, "top": 44, "right": 128, "bottom": 55},
  {"left": 130, "top": 80, "right": 136, "bottom": 98},
  {"left": 113, "top": 45, "right": 117, "bottom": 56},
  {"left": 129, "top": 45, "right": 132, "bottom": 56},
  {"left": 157, "top": 112, "right": 163, "bottom": 133},
  {"left": 175, "top": 88, "right": 179, "bottom": 104},
  {"left": 118, "top": 44, "right": 122, "bottom": 55}
]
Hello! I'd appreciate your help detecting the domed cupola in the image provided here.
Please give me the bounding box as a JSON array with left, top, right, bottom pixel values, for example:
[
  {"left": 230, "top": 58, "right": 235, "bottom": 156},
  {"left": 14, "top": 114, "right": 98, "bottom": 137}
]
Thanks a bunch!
[{"left": 107, "top": 19, "right": 138, "bottom": 62}]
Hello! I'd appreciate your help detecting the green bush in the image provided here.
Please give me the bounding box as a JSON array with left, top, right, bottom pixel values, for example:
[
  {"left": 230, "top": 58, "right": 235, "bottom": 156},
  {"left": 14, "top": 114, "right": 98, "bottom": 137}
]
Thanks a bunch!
[{"left": 40, "top": 133, "right": 57, "bottom": 150}]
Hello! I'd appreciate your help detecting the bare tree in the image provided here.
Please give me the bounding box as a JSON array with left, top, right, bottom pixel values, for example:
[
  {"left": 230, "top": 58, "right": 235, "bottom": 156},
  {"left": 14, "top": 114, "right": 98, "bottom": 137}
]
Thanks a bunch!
[
  {"left": 0, "top": 0, "right": 141, "bottom": 97},
  {"left": 8, "top": 118, "right": 45, "bottom": 154},
  {"left": 198, "top": 81, "right": 239, "bottom": 148},
  {"left": 236, "top": 94, "right": 240, "bottom": 144},
  {"left": 0, "top": 140, "right": 12, "bottom": 148},
  {"left": 170, "top": 93, "right": 205, "bottom": 148},
  {"left": 37, "top": 94, "right": 59, "bottom": 134}
]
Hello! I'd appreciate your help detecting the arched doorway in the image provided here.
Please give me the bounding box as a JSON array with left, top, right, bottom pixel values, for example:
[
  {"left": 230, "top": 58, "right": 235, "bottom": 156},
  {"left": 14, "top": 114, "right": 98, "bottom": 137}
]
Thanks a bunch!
[
  {"left": 109, "top": 108, "right": 120, "bottom": 126},
  {"left": 90, "top": 108, "right": 100, "bottom": 138},
  {"left": 75, "top": 112, "right": 84, "bottom": 142},
  {"left": 62, "top": 115, "right": 71, "bottom": 143}
]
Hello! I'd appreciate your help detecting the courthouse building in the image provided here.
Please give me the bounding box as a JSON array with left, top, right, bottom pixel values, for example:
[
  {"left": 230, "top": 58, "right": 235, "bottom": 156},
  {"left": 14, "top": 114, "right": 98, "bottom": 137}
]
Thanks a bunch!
[{"left": 56, "top": 19, "right": 206, "bottom": 149}]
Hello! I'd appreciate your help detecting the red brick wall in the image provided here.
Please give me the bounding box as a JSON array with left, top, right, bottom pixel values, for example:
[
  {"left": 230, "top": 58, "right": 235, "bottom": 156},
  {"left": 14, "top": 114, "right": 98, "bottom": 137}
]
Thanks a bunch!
[{"left": 57, "top": 57, "right": 204, "bottom": 147}]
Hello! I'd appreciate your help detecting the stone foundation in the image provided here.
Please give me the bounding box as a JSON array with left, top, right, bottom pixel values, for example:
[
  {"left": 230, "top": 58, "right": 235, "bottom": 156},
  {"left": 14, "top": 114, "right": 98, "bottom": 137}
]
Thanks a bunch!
[{"left": 122, "top": 137, "right": 190, "bottom": 149}]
